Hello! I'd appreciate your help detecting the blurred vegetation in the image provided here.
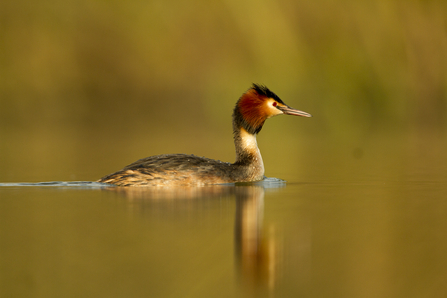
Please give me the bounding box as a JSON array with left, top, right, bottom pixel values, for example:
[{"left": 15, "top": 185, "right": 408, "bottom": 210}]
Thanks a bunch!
[{"left": 0, "top": 0, "right": 446, "bottom": 180}]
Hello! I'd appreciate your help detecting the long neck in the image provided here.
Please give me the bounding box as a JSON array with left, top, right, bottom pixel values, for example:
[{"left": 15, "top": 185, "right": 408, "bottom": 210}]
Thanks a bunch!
[{"left": 232, "top": 124, "right": 265, "bottom": 181}]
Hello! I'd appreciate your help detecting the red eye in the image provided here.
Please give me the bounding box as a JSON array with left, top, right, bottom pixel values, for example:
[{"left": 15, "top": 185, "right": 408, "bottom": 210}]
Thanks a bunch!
[{"left": 272, "top": 102, "right": 277, "bottom": 107}]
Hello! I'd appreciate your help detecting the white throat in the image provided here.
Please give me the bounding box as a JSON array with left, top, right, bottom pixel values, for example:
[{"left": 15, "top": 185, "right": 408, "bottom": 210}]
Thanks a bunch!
[{"left": 239, "top": 127, "right": 259, "bottom": 154}]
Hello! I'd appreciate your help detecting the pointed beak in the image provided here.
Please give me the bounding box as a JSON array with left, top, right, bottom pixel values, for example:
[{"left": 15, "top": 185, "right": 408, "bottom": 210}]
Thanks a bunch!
[{"left": 278, "top": 105, "right": 312, "bottom": 117}]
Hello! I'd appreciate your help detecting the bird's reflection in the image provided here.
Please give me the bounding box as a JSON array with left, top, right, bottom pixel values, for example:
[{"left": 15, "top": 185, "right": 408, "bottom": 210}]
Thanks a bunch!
[
  {"left": 108, "top": 182, "right": 280, "bottom": 290},
  {"left": 234, "top": 186, "right": 278, "bottom": 290},
  {"left": 108, "top": 184, "right": 235, "bottom": 200}
]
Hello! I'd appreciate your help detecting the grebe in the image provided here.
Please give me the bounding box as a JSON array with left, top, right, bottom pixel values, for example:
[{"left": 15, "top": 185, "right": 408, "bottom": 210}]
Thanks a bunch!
[{"left": 98, "top": 84, "right": 311, "bottom": 186}]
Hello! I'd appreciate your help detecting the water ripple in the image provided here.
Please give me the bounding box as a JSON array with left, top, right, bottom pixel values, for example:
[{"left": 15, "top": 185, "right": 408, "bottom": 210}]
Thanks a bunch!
[{"left": 0, "top": 181, "right": 111, "bottom": 188}]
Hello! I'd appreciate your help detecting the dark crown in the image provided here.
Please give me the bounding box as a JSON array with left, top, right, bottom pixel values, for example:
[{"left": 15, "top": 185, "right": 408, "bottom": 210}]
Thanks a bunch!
[{"left": 251, "top": 84, "right": 285, "bottom": 104}]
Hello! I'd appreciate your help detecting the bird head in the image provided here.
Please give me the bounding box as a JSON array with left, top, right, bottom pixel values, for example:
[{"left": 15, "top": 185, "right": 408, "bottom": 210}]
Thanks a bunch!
[{"left": 233, "top": 84, "right": 311, "bottom": 134}]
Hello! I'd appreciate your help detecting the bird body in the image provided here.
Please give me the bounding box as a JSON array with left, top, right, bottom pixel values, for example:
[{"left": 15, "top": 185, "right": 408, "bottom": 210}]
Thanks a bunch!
[{"left": 98, "top": 84, "right": 311, "bottom": 186}]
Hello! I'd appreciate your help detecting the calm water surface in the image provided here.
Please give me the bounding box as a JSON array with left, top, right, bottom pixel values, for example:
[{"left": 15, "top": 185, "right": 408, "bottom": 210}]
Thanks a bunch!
[{"left": 1, "top": 134, "right": 447, "bottom": 298}]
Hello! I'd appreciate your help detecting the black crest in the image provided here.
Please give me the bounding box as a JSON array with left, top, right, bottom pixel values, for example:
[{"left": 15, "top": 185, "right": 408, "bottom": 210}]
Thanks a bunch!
[{"left": 252, "top": 84, "right": 285, "bottom": 104}]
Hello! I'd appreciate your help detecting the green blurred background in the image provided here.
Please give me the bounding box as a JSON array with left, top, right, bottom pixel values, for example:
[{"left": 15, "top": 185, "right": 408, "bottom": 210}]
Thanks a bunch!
[{"left": 1, "top": 0, "right": 446, "bottom": 182}]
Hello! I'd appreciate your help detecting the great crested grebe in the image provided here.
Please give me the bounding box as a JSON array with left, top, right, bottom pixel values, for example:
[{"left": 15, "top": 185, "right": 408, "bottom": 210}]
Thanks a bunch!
[{"left": 98, "top": 84, "right": 311, "bottom": 186}]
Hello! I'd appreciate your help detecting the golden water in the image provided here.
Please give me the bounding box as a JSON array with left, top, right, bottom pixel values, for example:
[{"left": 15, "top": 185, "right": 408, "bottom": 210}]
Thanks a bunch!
[{"left": 1, "top": 133, "right": 446, "bottom": 298}]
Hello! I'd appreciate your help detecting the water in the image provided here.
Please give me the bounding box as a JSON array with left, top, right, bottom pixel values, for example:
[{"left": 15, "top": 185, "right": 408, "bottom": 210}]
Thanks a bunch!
[
  {"left": 0, "top": 181, "right": 108, "bottom": 188},
  {"left": 1, "top": 134, "right": 447, "bottom": 298}
]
